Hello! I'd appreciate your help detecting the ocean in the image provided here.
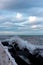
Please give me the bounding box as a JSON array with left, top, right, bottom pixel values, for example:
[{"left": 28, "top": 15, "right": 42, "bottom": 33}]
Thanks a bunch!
[
  {"left": 0, "top": 35, "right": 43, "bottom": 65},
  {"left": 19, "top": 35, "right": 43, "bottom": 45},
  {"left": 0, "top": 35, "right": 43, "bottom": 45}
]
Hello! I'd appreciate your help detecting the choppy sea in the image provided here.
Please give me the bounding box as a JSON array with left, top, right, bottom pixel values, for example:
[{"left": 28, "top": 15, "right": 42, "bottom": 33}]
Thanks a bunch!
[{"left": 0, "top": 35, "right": 43, "bottom": 45}]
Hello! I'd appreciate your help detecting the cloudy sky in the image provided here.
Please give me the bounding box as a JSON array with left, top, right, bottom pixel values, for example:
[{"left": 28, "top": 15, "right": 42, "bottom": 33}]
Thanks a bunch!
[{"left": 0, "top": 0, "right": 43, "bottom": 35}]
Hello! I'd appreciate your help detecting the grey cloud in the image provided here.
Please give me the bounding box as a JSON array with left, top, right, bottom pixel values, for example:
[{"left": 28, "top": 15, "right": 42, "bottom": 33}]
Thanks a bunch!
[
  {"left": 0, "top": 0, "right": 43, "bottom": 10},
  {"left": 0, "top": 0, "right": 43, "bottom": 17}
]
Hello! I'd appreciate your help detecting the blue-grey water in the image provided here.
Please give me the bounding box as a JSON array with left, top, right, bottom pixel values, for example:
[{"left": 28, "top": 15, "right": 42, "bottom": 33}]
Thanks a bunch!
[
  {"left": 19, "top": 35, "right": 43, "bottom": 45},
  {"left": 0, "top": 35, "right": 43, "bottom": 45},
  {"left": 0, "top": 35, "right": 14, "bottom": 41}
]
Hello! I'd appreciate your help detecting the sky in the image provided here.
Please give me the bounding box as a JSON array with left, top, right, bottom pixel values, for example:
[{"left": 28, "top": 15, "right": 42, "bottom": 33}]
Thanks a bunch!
[{"left": 0, "top": 0, "right": 43, "bottom": 35}]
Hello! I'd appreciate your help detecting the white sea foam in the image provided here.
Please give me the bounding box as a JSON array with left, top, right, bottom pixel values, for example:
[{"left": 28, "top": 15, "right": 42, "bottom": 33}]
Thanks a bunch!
[
  {"left": 7, "top": 36, "right": 43, "bottom": 55},
  {"left": 2, "top": 36, "right": 43, "bottom": 56}
]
